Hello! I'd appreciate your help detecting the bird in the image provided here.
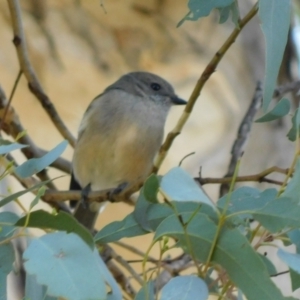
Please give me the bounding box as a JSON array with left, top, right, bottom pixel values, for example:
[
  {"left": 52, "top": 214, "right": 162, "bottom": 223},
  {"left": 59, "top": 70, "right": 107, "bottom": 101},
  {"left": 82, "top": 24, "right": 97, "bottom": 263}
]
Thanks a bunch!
[{"left": 70, "top": 71, "right": 186, "bottom": 229}]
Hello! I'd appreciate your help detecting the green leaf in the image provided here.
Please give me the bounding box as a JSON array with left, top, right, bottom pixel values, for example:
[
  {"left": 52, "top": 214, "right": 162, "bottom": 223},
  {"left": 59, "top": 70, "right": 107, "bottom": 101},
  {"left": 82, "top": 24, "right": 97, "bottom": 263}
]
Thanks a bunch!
[
  {"left": 252, "top": 197, "right": 300, "bottom": 232},
  {"left": 29, "top": 186, "right": 45, "bottom": 210},
  {"left": 278, "top": 249, "right": 300, "bottom": 274},
  {"left": 259, "top": 0, "right": 291, "bottom": 111},
  {"left": 96, "top": 254, "right": 122, "bottom": 300},
  {"left": 15, "top": 140, "right": 68, "bottom": 178},
  {"left": 95, "top": 204, "right": 173, "bottom": 243},
  {"left": 288, "top": 229, "right": 300, "bottom": 249},
  {"left": 290, "top": 268, "right": 300, "bottom": 292},
  {"left": 0, "top": 243, "right": 15, "bottom": 275},
  {"left": 154, "top": 213, "right": 285, "bottom": 300},
  {"left": 95, "top": 202, "right": 218, "bottom": 244},
  {"left": 160, "top": 276, "right": 208, "bottom": 300},
  {"left": 143, "top": 174, "right": 159, "bottom": 203},
  {"left": 0, "top": 270, "right": 6, "bottom": 300},
  {"left": 218, "top": 187, "right": 275, "bottom": 219},
  {"left": 15, "top": 210, "right": 94, "bottom": 249},
  {"left": 178, "top": 0, "right": 234, "bottom": 26},
  {"left": 135, "top": 282, "right": 154, "bottom": 300},
  {"left": 0, "top": 180, "right": 51, "bottom": 208},
  {"left": 256, "top": 98, "right": 290, "bottom": 122},
  {"left": 0, "top": 212, "right": 19, "bottom": 241},
  {"left": 133, "top": 191, "right": 155, "bottom": 231},
  {"left": 25, "top": 274, "right": 57, "bottom": 300},
  {"left": 161, "top": 167, "right": 215, "bottom": 209},
  {"left": 218, "top": 1, "right": 239, "bottom": 25},
  {"left": 0, "top": 140, "right": 28, "bottom": 155},
  {"left": 23, "top": 232, "right": 106, "bottom": 300},
  {"left": 281, "top": 158, "right": 300, "bottom": 202},
  {"left": 287, "top": 108, "right": 300, "bottom": 141}
]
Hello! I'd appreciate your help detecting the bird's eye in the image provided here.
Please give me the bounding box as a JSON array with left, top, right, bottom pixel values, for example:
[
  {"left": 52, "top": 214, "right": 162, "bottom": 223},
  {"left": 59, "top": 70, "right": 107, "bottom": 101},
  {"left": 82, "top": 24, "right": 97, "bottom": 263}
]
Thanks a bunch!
[{"left": 150, "top": 83, "right": 161, "bottom": 91}]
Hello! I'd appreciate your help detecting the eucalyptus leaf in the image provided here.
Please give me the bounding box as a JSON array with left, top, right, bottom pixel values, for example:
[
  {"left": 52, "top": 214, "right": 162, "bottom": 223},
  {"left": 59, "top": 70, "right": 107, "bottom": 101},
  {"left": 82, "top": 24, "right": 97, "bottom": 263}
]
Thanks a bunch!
[
  {"left": 256, "top": 98, "right": 290, "bottom": 122},
  {"left": 160, "top": 167, "right": 215, "bottom": 209},
  {"left": 278, "top": 249, "right": 300, "bottom": 274},
  {"left": 252, "top": 197, "right": 300, "bottom": 233},
  {"left": 160, "top": 276, "right": 209, "bottom": 300},
  {"left": 0, "top": 180, "right": 51, "bottom": 208},
  {"left": 0, "top": 270, "right": 6, "bottom": 300},
  {"left": 15, "top": 140, "right": 68, "bottom": 178},
  {"left": 23, "top": 232, "right": 106, "bottom": 300},
  {"left": 0, "top": 141, "right": 28, "bottom": 155},
  {"left": 287, "top": 108, "right": 300, "bottom": 141},
  {"left": 259, "top": 0, "right": 291, "bottom": 111},
  {"left": 154, "top": 213, "right": 285, "bottom": 300},
  {"left": 281, "top": 158, "right": 300, "bottom": 202},
  {"left": 25, "top": 274, "right": 57, "bottom": 300},
  {"left": 16, "top": 210, "right": 94, "bottom": 249},
  {"left": 290, "top": 268, "right": 300, "bottom": 292},
  {"left": 0, "top": 212, "right": 19, "bottom": 241},
  {"left": 135, "top": 281, "right": 154, "bottom": 300},
  {"left": 0, "top": 243, "right": 15, "bottom": 275},
  {"left": 178, "top": 0, "right": 234, "bottom": 26}
]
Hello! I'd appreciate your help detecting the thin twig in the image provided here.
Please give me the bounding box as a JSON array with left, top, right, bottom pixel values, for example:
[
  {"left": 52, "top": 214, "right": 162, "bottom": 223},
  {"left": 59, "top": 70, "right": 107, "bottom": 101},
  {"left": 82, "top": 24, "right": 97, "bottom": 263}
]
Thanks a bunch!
[
  {"left": 0, "top": 69, "right": 22, "bottom": 132},
  {"left": 108, "top": 245, "right": 144, "bottom": 286},
  {"left": 198, "top": 167, "right": 288, "bottom": 186},
  {"left": 220, "top": 82, "right": 263, "bottom": 196},
  {"left": 0, "top": 84, "right": 71, "bottom": 174},
  {"left": 7, "top": 0, "right": 76, "bottom": 147},
  {"left": 152, "top": 2, "right": 259, "bottom": 173}
]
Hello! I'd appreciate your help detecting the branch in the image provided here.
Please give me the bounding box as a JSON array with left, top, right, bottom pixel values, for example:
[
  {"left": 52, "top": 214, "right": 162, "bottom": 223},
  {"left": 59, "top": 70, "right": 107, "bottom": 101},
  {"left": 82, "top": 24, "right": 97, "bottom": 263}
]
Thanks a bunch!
[
  {"left": 0, "top": 84, "right": 71, "bottom": 174},
  {"left": 220, "top": 81, "right": 263, "bottom": 196},
  {"left": 7, "top": 0, "right": 76, "bottom": 147},
  {"left": 153, "top": 2, "right": 259, "bottom": 173},
  {"left": 197, "top": 166, "right": 288, "bottom": 186}
]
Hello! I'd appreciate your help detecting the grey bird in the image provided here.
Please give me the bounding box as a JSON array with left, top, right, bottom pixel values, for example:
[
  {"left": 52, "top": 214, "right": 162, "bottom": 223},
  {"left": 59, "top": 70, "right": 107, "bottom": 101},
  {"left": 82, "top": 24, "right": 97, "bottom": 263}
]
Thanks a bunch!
[{"left": 70, "top": 72, "right": 186, "bottom": 229}]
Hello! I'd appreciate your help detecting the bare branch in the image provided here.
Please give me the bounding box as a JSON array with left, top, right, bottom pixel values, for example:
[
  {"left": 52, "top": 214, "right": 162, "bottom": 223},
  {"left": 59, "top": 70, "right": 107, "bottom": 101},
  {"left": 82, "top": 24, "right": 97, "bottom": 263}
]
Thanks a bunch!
[
  {"left": 220, "top": 81, "right": 263, "bottom": 196},
  {"left": 0, "top": 84, "right": 71, "bottom": 174},
  {"left": 7, "top": 0, "right": 76, "bottom": 147}
]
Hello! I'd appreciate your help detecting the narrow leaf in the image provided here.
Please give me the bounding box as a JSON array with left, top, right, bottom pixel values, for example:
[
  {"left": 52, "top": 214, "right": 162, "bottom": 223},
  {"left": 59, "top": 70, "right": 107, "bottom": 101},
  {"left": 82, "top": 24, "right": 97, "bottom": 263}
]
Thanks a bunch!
[
  {"left": 15, "top": 140, "right": 68, "bottom": 178},
  {"left": 256, "top": 98, "right": 290, "bottom": 122},
  {"left": 0, "top": 180, "right": 50, "bottom": 208},
  {"left": 0, "top": 142, "right": 27, "bottom": 155},
  {"left": 259, "top": 0, "right": 291, "bottom": 111},
  {"left": 287, "top": 108, "right": 300, "bottom": 141},
  {"left": 16, "top": 210, "right": 94, "bottom": 249}
]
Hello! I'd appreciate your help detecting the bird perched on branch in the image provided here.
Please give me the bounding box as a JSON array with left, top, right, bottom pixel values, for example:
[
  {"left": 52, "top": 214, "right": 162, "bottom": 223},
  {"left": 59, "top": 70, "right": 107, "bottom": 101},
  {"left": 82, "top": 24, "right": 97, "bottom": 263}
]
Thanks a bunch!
[{"left": 70, "top": 72, "right": 186, "bottom": 229}]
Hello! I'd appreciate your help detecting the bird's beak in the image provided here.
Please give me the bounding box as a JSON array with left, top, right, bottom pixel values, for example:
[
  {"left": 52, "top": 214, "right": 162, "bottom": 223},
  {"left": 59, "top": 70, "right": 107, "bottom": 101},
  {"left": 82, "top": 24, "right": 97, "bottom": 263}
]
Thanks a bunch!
[{"left": 171, "top": 96, "right": 187, "bottom": 105}]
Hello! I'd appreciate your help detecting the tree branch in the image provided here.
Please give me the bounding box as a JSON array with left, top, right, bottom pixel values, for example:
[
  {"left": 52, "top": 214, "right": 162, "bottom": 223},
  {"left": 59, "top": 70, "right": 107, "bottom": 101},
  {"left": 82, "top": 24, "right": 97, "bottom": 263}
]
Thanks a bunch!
[
  {"left": 153, "top": 2, "right": 259, "bottom": 173},
  {"left": 0, "top": 84, "right": 71, "bottom": 174},
  {"left": 7, "top": 0, "right": 76, "bottom": 147},
  {"left": 220, "top": 81, "right": 263, "bottom": 196}
]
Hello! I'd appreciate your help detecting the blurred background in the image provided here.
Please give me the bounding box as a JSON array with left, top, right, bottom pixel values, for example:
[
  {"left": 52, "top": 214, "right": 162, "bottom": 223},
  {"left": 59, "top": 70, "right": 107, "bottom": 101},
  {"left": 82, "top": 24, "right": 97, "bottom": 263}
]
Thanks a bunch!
[{"left": 0, "top": 0, "right": 299, "bottom": 298}]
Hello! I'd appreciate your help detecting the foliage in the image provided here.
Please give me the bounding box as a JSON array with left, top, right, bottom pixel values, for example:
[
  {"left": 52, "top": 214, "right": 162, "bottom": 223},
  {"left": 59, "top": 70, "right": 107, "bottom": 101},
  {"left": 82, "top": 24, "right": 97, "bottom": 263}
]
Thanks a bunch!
[{"left": 0, "top": 0, "right": 299, "bottom": 300}]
